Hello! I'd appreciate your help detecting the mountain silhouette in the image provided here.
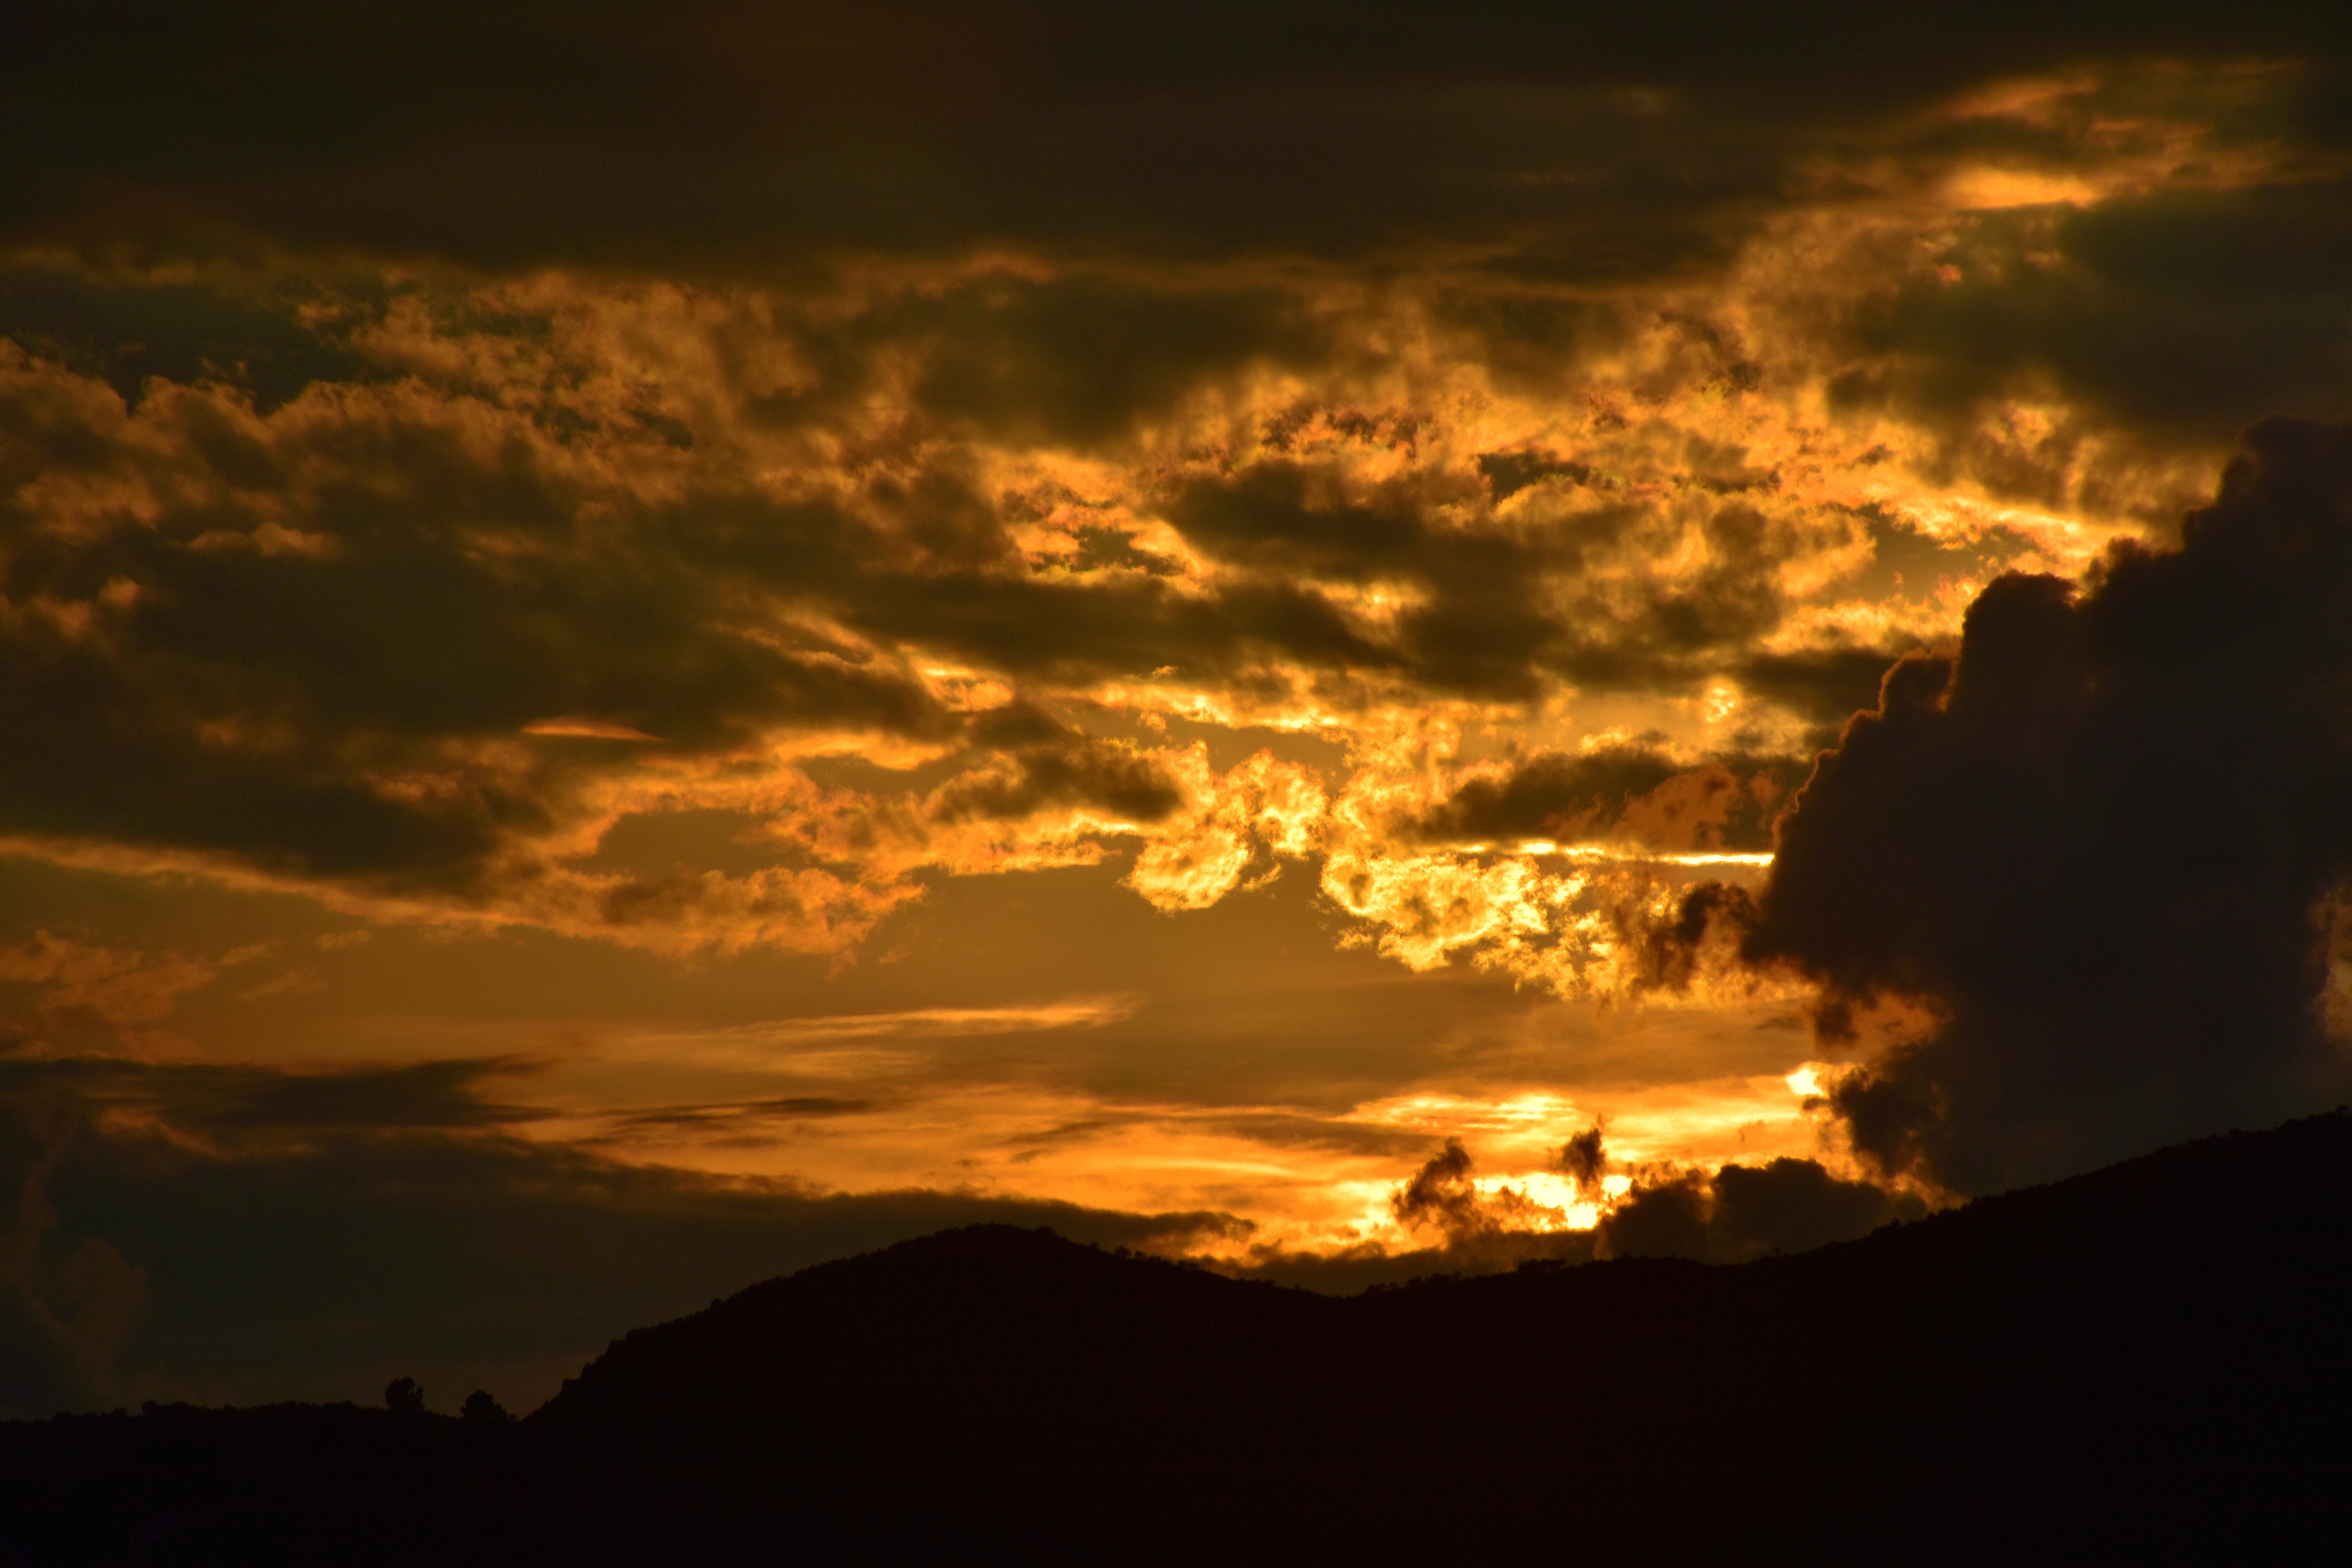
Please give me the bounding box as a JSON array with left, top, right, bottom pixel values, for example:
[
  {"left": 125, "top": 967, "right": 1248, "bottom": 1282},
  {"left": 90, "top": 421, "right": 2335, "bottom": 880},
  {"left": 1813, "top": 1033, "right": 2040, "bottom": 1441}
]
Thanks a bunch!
[{"left": 7, "top": 1111, "right": 2348, "bottom": 1563}]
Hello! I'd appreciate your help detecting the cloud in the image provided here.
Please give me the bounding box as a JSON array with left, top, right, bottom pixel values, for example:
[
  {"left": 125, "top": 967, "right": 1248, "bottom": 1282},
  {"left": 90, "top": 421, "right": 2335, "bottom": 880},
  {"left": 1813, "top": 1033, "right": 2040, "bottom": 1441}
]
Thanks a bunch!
[
  {"left": 6, "top": 51, "right": 2330, "bottom": 965},
  {"left": 8, "top": 2, "right": 2340, "bottom": 279},
  {"left": 0, "top": 269, "right": 1884, "bottom": 964},
  {"left": 1595, "top": 1157, "right": 1922, "bottom": 1261},
  {"left": 0, "top": 339, "right": 954, "bottom": 890},
  {"left": 1258, "top": 1114, "right": 1930, "bottom": 1272},
  {"left": 927, "top": 711, "right": 1185, "bottom": 826},
  {"left": 1256, "top": 1124, "right": 1916, "bottom": 1277},
  {"left": 0, "top": 1054, "right": 555, "bottom": 1140},
  {"left": 1595, "top": 1170, "right": 1715, "bottom": 1260},
  {"left": 522, "top": 719, "right": 664, "bottom": 741},
  {"left": 184, "top": 1059, "right": 559, "bottom": 1133},
  {"left": 1737, "top": 645, "right": 1927, "bottom": 736},
  {"left": 890, "top": 274, "right": 1330, "bottom": 448},
  {"left": 1389, "top": 1136, "right": 1572, "bottom": 1245},
  {"left": 0, "top": 931, "right": 218, "bottom": 1049},
  {"left": 0, "top": 1084, "right": 145, "bottom": 1416},
  {"left": 1414, "top": 745, "right": 1802, "bottom": 853},
  {"left": 1554, "top": 1125, "right": 1606, "bottom": 1189},
  {"left": 1389, "top": 1137, "right": 1491, "bottom": 1240},
  {"left": 1711, "top": 1157, "right": 1920, "bottom": 1256},
  {"left": 1743, "top": 417, "right": 2352, "bottom": 1193},
  {"left": 1835, "top": 179, "right": 2352, "bottom": 452},
  {"left": 0, "top": 264, "right": 364, "bottom": 414},
  {"left": 1156, "top": 456, "right": 1831, "bottom": 701},
  {"left": 603, "top": 1096, "right": 877, "bottom": 1136},
  {"left": 596, "top": 998, "right": 1137, "bottom": 1072}
]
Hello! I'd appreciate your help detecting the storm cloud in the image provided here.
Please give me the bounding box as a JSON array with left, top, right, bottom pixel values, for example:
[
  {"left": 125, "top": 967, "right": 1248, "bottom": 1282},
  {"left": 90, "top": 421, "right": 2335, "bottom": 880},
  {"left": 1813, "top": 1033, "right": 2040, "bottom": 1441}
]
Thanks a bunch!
[{"left": 1745, "top": 417, "right": 2352, "bottom": 1193}]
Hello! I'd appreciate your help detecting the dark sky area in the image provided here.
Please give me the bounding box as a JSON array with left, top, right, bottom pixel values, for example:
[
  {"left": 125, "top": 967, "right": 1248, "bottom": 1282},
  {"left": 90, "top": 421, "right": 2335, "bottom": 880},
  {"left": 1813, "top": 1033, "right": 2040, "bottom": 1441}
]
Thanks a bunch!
[{"left": 4, "top": 1, "right": 2349, "bottom": 1417}]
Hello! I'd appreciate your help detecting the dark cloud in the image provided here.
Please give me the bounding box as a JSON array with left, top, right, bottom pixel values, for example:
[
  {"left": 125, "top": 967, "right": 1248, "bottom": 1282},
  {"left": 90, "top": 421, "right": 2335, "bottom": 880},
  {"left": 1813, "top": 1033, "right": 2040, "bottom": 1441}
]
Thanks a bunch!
[
  {"left": 929, "top": 710, "right": 1184, "bottom": 824},
  {"left": 899, "top": 276, "right": 1327, "bottom": 448},
  {"left": 1548, "top": 504, "right": 1817, "bottom": 692},
  {"left": 664, "top": 459, "right": 1407, "bottom": 697},
  {"left": 0, "top": 1272, "right": 96, "bottom": 1417},
  {"left": 10, "top": 51, "right": 2337, "bottom": 924},
  {"left": 1416, "top": 744, "right": 1800, "bottom": 851},
  {"left": 1554, "top": 1125, "right": 1606, "bottom": 1189},
  {"left": 1628, "top": 880, "right": 1758, "bottom": 994},
  {"left": 1736, "top": 645, "right": 1918, "bottom": 735},
  {"left": 1389, "top": 1137, "right": 1567, "bottom": 1249},
  {"left": 7, "top": 2, "right": 2342, "bottom": 273},
  {"left": 1836, "top": 180, "right": 2352, "bottom": 463},
  {"left": 1596, "top": 1157, "right": 1920, "bottom": 1261},
  {"left": 1595, "top": 1171, "right": 1713, "bottom": 1259},
  {"left": 1158, "top": 455, "right": 1583, "bottom": 707},
  {"left": 1160, "top": 459, "right": 1816, "bottom": 700},
  {"left": 1745, "top": 418, "right": 2352, "bottom": 1193},
  {"left": 1389, "top": 1137, "right": 1484, "bottom": 1239},
  {"left": 0, "top": 358, "right": 958, "bottom": 896},
  {"left": 182, "top": 1060, "right": 555, "bottom": 1133},
  {"left": 1419, "top": 746, "right": 1677, "bottom": 840},
  {"left": 0, "top": 265, "right": 367, "bottom": 414},
  {"left": 1477, "top": 448, "right": 1602, "bottom": 504},
  {"left": 1031, "top": 524, "right": 1180, "bottom": 578},
  {"left": 737, "top": 270, "right": 1332, "bottom": 454},
  {"left": 0, "top": 1085, "right": 147, "bottom": 1417},
  {"left": 0, "top": 1055, "right": 554, "bottom": 1138},
  {"left": 1165, "top": 461, "right": 1457, "bottom": 584},
  {"left": 605, "top": 1096, "right": 877, "bottom": 1133},
  {"left": 1710, "top": 1157, "right": 1920, "bottom": 1256},
  {"left": 1223, "top": 1126, "right": 1609, "bottom": 1289}
]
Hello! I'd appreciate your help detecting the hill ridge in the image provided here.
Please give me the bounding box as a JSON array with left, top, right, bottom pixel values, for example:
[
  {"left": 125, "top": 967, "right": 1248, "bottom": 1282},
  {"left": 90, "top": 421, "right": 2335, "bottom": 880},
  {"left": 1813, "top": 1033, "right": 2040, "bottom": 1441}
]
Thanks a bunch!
[{"left": 7, "top": 1109, "right": 2348, "bottom": 1561}]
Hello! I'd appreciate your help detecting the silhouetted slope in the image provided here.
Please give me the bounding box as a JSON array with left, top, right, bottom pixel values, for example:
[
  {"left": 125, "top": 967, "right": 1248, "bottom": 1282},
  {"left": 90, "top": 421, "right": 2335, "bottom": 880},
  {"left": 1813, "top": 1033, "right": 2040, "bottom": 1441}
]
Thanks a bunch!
[
  {"left": 539, "top": 1221, "right": 1320, "bottom": 1443},
  {"left": 7, "top": 1112, "right": 2348, "bottom": 1562},
  {"left": 523, "top": 1110, "right": 2350, "bottom": 1557}
]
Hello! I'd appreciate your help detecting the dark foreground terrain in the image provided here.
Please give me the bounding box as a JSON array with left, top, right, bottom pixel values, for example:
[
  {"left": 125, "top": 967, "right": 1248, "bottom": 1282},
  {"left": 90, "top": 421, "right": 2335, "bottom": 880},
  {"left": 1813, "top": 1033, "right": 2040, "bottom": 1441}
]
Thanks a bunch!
[{"left": 7, "top": 1110, "right": 2350, "bottom": 1563}]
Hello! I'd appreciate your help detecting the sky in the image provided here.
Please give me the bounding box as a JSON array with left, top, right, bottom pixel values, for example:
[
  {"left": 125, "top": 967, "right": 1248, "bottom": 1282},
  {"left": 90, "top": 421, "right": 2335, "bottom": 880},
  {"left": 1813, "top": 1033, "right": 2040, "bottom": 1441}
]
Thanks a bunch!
[{"left": 5, "top": 1, "right": 2352, "bottom": 1416}]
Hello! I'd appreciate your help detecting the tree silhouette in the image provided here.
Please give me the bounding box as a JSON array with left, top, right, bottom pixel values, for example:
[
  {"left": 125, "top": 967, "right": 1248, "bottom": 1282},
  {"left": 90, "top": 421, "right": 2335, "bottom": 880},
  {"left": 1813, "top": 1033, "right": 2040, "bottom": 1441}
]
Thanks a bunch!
[
  {"left": 383, "top": 1377, "right": 424, "bottom": 1417},
  {"left": 461, "top": 1390, "right": 513, "bottom": 1425}
]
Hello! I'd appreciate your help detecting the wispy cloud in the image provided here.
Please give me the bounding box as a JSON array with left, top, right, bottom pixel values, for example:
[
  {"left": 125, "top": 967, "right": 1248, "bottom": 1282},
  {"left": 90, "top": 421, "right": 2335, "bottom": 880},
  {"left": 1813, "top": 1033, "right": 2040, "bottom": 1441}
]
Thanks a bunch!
[{"left": 588, "top": 998, "right": 1141, "bottom": 1071}]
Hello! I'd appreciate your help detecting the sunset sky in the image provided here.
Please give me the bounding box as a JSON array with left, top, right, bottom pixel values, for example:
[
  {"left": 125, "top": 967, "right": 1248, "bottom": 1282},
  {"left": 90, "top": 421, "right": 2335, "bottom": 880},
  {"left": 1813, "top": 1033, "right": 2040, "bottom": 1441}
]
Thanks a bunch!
[{"left": 6, "top": 2, "right": 2351, "bottom": 1414}]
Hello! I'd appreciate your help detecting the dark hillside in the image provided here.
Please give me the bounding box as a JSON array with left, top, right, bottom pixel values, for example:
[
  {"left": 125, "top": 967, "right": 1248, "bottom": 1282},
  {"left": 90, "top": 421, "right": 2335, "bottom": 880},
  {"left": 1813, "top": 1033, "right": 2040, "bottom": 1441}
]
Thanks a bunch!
[
  {"left": 6, "top": 1111, "right": 2348, "bottom": 1563},
  {"left": 539, "top": 1220, "right": 1324, "bottom": 1445}
]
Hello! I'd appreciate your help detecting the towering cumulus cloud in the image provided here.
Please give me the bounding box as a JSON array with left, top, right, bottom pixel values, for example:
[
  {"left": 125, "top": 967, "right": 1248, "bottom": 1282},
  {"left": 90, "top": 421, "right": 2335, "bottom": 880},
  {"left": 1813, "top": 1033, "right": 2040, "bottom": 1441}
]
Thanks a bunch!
[{"left": 1747, "top": 419, "right": 2352, "bottom": 1193}]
